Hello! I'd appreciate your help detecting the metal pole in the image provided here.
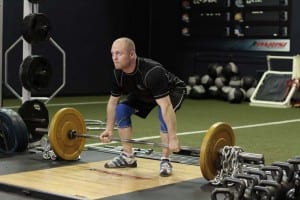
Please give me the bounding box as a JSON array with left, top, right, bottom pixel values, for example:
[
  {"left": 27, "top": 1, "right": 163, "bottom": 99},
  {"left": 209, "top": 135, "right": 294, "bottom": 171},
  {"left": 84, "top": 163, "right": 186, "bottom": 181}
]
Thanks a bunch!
[
  {"left": 0, "top": 0, "right": 4, "bottom": 107},
  {"left": 148, "top": 0, "right": 152, "bottom": 58},
  {"left": 22, "top": 0, "right": 32, "bottom": 103}
]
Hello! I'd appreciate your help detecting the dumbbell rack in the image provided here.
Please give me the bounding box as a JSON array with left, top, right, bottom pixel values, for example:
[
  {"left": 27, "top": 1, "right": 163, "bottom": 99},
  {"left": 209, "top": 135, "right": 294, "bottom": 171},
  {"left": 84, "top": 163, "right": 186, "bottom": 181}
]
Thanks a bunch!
[
  {"left": 211, "top": 156, "right": 300, "bottom": 200},
  {"left": 2, "top": 0, "right": 66, "bottom": 104}
]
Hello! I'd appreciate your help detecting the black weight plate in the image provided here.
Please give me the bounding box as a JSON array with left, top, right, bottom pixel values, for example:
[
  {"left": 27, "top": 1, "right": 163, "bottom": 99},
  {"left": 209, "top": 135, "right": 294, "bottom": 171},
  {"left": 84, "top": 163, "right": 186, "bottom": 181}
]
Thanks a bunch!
[
  {"left": 19, "top": 55, "right": 52, "bottom": 92},
  {"left": 18, "top": 100, "right": 49, "bottom": 143},
  {"left": 22, "top": 13, "right": 51, "bottom": 44},
  {"left": 0, "top": 109, "right": 29, "bottom": 153},
  {"left": 7, "top": 109, "right": 29, "bottom": 152}
]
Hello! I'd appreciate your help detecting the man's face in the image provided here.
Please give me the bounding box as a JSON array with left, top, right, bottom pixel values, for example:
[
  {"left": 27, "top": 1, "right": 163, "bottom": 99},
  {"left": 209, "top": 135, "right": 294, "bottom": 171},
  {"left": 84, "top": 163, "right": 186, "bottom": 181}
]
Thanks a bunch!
[{"left": 111, "top": 41, "right": 133, "bottom": 70}]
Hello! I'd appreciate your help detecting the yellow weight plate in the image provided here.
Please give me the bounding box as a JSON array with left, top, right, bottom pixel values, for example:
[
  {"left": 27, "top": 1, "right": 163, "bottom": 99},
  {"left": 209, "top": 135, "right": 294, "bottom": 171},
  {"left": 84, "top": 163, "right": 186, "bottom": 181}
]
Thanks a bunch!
[
  {"left": 200, "top": 122, "right": 235, "bottom": 181},
  {"left": 49, "top": 107, "right": 86, "bottom": 160}
]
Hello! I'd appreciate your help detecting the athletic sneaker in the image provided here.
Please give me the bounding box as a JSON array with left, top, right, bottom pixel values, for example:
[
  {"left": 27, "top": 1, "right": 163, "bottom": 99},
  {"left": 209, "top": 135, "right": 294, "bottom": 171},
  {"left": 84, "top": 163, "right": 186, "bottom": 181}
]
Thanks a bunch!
[
  {"left": 104, "top": 152, "right": 137, "bottom": 168},
  {"left": 160, "top": 159, "right": 172, "bottom": 177}
]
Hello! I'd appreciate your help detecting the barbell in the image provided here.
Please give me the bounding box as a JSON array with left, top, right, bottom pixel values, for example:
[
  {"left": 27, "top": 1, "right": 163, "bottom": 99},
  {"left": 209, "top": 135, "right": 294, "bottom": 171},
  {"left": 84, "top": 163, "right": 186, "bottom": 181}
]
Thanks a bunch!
[{"left": 47, "top": 107, "right": 238, "bottom": 180}]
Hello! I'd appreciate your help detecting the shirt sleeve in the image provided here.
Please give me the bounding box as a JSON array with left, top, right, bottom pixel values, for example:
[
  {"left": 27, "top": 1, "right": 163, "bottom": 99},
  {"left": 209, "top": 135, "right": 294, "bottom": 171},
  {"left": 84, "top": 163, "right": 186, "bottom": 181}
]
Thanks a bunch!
[{"left": 145, "top": 66, "right": 169, "bottom": 99}]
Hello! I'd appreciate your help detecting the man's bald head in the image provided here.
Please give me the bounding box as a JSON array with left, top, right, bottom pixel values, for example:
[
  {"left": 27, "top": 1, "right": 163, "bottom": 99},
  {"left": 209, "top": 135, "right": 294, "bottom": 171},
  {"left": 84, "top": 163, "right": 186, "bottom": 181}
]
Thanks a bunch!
[
  {"left": 111, "top": 37, "right": 137, "bottom": 72},
  {"left": 112, "top": 37, "right": 136, "bottom": 53}
]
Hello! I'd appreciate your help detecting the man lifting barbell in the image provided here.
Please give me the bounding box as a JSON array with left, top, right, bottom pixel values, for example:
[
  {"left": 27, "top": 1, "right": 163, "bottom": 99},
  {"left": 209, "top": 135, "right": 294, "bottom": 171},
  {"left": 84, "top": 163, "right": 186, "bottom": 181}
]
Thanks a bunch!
[{"left": 99, "top": 37, "right": 186, "bottom": 177}]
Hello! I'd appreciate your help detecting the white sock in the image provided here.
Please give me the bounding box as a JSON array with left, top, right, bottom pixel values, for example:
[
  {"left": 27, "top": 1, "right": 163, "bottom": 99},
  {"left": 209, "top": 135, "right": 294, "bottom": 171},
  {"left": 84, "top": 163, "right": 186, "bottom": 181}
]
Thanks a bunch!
[{"left": 122, "top": 151, "right": 135, "bottom": 158}]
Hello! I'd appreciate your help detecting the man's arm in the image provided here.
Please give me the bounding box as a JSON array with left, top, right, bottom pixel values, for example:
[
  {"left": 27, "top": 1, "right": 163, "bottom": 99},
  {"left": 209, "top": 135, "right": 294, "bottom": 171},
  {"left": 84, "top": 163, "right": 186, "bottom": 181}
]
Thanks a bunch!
[
  {"left": 156, "top": 95, "right": 180, "bottom": 152},
  {"left": 100, "top": 95, "right": 120, "bottom": 142}
]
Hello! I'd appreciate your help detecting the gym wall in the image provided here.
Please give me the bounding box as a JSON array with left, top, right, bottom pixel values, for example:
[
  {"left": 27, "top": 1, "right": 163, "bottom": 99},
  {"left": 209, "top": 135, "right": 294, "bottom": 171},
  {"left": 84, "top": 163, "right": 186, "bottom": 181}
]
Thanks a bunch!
[{"left": 2, "top": 0, "right": 300, "bottom": 98}]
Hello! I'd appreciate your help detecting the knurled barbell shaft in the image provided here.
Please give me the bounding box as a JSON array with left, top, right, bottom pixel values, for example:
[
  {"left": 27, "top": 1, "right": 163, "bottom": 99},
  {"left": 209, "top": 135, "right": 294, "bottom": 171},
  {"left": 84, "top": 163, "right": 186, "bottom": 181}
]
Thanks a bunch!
[
  {"left": 71, "top": 131, "right": 200, "bottom": 153},
  {"left": 35, "top": 128, "right": 263, "bottom": 161}
]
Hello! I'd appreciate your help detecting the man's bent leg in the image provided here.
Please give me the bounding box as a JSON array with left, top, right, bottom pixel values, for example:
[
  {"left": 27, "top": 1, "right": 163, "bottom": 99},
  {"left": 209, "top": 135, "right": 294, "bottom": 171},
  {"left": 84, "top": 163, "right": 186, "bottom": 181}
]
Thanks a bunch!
[
  {"left": 104, "top": 104, "right": 137, "bottom": 168},
  {"left": 115, "top": 103, "right": 135, "bottom": 154},
  {"left": 118, "top": 127, "right": 133, "bottom": 154},
  {"left": 159, "top": 106, "right": 173, "bottom": 177}
]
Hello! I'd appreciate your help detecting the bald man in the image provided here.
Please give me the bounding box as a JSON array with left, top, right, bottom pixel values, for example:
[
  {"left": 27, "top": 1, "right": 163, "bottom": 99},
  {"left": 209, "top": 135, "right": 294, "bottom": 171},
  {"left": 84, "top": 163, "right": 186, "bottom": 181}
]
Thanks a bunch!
[{"left": 100, "top": 37, "right": 186, "bottom": 177}]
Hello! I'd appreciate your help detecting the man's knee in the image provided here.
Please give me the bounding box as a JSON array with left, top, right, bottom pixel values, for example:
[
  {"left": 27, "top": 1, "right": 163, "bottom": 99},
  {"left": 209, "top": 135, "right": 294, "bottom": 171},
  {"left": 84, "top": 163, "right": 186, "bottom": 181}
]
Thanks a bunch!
[{"left": 115, "top": 104, "right": 135, "bottom": 128}]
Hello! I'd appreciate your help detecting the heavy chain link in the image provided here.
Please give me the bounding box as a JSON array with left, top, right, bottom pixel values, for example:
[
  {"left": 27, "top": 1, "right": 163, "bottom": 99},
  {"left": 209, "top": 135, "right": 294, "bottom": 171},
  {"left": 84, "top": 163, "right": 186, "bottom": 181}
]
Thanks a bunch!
[{"left": 210, "top": 146, "right": 244, "bottom": 186}]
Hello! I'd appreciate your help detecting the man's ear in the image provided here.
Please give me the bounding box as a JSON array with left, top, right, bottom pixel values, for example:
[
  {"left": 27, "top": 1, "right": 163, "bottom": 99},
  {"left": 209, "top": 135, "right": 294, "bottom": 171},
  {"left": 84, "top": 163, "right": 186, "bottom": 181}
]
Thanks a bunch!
[{"left": 129, "top": 50, "right": 136, "bottom": 58}]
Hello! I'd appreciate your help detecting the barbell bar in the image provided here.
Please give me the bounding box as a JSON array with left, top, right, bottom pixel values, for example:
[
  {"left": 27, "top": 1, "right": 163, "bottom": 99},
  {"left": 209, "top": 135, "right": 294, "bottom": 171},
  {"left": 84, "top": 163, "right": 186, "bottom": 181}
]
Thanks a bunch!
[{"left": 69, "top": 131, "right": 200, "bottom": 152}]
